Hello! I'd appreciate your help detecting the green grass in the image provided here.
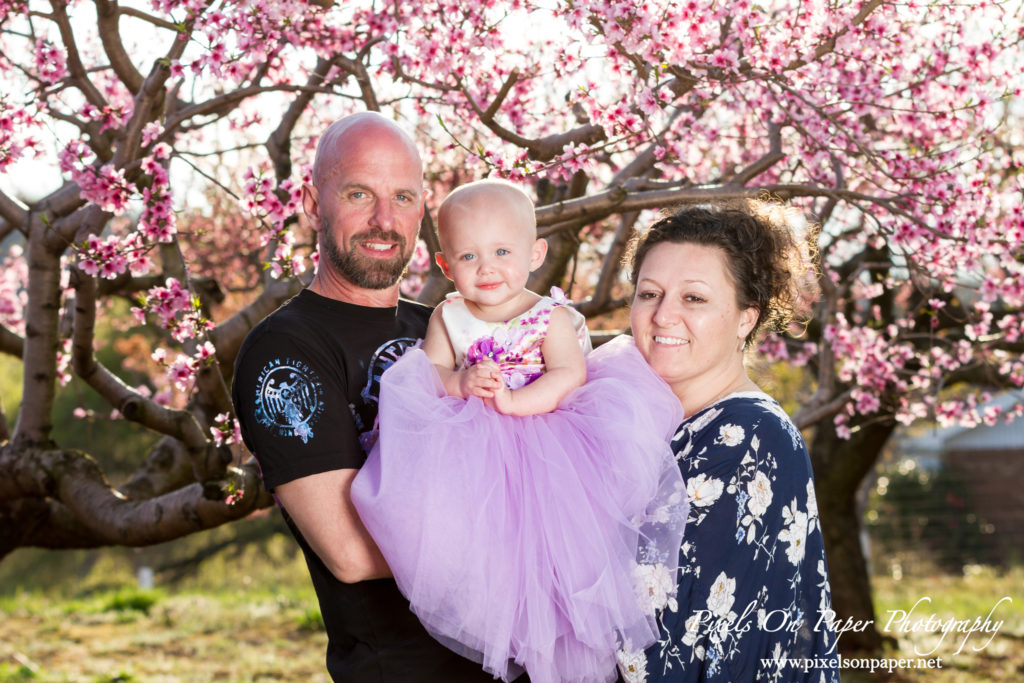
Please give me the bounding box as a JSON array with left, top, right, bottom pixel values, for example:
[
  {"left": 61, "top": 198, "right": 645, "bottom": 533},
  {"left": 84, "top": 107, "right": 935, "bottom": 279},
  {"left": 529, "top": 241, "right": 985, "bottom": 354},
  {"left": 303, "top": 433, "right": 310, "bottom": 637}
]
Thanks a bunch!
[
  {"left": 1, "top": 527, "right": 1021, "bottom": 681},
  {"left": 847, "top": 566, "right": 1024, "bottom": 682}
]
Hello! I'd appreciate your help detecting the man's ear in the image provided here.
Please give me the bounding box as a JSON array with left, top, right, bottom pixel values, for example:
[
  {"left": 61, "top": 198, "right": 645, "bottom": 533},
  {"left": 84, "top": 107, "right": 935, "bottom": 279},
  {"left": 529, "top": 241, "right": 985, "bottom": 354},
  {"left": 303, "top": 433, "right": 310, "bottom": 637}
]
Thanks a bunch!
[
  {"left": 529, "top": 238, "right": 548, "bottom": 271},
  {"left": 302, "top": 183, "right": 321, "bottom": 232},
  {"left": 435, "top": 253, "right": 453, "bottom": 280}
]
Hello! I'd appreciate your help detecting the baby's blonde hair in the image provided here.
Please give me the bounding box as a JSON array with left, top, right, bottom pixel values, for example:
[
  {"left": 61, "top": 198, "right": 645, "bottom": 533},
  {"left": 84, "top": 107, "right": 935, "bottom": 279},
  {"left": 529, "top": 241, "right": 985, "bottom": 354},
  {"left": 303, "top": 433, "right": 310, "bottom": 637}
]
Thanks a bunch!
[{"left": 437, "top": 180, "right": 536, "bottom": 250}]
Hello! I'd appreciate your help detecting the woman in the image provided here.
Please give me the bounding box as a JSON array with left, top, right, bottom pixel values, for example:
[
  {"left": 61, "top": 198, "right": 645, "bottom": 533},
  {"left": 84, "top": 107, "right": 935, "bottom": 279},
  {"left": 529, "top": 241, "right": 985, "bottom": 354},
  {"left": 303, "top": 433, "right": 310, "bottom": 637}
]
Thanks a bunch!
[{"left": 617, "top": 205, "right": 840, "bottom": 682}]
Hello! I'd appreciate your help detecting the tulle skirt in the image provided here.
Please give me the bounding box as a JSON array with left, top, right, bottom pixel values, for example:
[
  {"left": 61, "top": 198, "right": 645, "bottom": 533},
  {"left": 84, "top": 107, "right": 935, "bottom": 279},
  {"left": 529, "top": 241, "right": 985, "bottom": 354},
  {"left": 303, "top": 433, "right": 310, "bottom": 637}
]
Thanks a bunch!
[{"left": 351, "top": 335, "right": 688, "bottom": 683}]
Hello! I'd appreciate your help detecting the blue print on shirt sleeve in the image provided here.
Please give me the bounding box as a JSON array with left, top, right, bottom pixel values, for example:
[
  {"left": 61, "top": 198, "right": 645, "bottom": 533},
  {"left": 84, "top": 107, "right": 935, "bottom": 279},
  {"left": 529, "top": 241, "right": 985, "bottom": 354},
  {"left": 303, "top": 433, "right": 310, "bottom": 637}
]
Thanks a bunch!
[{"left": 254, "top": 357, "right": 325, "bottom": 443}]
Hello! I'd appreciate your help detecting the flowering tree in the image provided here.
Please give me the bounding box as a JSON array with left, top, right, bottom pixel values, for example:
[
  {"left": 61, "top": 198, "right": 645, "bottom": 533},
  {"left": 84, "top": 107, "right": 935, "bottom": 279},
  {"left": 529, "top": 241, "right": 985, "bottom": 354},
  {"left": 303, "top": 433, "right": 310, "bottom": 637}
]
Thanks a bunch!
[{"left": 2, "top": 0, "right": 1022, "bottom": 652}]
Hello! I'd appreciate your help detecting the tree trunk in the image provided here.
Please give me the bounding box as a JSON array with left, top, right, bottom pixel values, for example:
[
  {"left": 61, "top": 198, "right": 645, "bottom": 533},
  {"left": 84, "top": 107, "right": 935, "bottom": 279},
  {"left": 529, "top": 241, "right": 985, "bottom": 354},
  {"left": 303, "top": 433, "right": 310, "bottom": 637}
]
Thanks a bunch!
[{"left": 809, "top": 417, "right": 896, "bottom": 654}]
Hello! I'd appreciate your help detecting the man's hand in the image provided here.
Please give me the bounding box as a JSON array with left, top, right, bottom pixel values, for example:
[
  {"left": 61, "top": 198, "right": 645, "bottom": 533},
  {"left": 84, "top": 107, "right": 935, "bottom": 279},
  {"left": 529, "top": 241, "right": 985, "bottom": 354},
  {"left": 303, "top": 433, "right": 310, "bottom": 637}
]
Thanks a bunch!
[{"left": 458, "top": 359, "right": 503, "bottom": 398}]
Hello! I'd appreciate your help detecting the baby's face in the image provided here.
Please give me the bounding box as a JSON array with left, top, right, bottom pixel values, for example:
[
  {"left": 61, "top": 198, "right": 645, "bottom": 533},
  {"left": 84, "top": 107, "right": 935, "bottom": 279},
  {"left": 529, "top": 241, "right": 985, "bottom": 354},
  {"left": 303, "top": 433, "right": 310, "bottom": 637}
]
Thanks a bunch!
[{"left": 437, "top": 191, "right": 545, "bottom": 312}]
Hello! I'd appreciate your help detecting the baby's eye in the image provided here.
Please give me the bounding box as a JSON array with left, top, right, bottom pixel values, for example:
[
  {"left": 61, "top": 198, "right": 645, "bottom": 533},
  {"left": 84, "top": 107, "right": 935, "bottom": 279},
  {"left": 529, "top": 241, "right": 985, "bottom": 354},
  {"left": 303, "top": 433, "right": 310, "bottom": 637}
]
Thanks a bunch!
[
  {"left": 496, "top": 248, "right": 510, "bottom": 256},
  {"left": 460, "top": 253, "right": 475, "bottom": 261}
]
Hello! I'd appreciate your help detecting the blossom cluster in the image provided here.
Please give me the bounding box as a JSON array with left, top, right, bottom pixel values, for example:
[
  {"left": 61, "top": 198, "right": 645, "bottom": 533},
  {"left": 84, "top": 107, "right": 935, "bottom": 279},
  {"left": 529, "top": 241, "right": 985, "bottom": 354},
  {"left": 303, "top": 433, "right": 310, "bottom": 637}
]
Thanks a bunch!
[
  {"left": 151, "top": 341, "right": 216, "bottom": 393},
  {"left": 58, "top": 140, "right": 136, "bottom": 214},
  {"left": 75, "top": 232, "right": 154, "bottom": 280},
  {"left": 0, "top": 245, "right": 28, "bottom": 335},
  {"left": 241, "top": 165, "right": 306, "bottom": 279},
  {"left": 131, "top": 278, "right": 212, "bottom": 344},
  {"left": 209, "top": 412, "right": 242, "bottom": 448},
  {"left": 139, "top": 143, "right": 177, "bottom": 243}
]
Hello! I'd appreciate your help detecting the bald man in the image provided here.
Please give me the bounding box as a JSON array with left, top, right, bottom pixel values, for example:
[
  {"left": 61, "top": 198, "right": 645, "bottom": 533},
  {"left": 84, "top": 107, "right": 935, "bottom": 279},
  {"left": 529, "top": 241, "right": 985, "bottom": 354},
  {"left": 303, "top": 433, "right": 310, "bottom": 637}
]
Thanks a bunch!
[{"left": 232, "top": 113, "right": 495, "bottom": 682}]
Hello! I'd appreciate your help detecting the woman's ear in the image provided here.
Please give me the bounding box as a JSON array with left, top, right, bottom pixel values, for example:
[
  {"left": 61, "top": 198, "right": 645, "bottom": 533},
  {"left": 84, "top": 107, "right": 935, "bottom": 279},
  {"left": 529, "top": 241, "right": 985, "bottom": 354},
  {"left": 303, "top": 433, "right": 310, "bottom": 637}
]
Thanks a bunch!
[
  {"left": 434, "top": 253, "right": 453, "bottom": 280},
  {"left": 529, "top": 238, "right": 548, "bottom": 271},
  {"left": 739, "top": 306, "right": 759, "bottom": 341}
]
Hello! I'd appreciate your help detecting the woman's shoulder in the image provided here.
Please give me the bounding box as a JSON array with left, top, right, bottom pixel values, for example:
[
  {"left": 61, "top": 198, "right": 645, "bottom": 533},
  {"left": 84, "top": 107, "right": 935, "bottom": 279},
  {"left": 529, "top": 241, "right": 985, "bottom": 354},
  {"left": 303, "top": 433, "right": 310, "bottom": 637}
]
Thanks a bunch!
[{"left": 678, "top": 392, "right": 804, "bottom": 455}]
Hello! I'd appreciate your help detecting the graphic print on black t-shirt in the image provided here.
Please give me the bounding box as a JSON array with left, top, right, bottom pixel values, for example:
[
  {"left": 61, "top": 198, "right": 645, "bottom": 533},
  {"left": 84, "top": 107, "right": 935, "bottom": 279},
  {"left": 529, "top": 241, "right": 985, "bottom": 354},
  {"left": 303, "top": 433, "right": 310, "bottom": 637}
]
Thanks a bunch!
[
  {"left": 253, "top": 356, "right": 326, "bottom": 443},
  {"left": 352, "top": 337, "right": 419, "bottom": 453}
]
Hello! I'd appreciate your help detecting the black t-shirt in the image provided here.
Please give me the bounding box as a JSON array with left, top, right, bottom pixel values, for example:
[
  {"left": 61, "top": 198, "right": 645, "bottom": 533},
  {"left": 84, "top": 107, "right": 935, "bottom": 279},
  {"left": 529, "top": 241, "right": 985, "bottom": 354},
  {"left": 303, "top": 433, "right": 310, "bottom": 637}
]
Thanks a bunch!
[{"left": 232, "top": 289, "right": 492, "bottom": 682}]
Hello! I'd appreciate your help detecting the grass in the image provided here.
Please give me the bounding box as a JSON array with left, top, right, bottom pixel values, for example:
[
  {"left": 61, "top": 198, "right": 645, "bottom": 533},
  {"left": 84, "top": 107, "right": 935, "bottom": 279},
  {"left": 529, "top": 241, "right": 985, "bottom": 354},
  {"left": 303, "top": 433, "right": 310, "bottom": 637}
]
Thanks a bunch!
[
  {"left": 841, "top": 565, "right": 1024, "bottom": 682},
  {"left": 1, "top": 532, "right": 1022, "bottom": 681}
]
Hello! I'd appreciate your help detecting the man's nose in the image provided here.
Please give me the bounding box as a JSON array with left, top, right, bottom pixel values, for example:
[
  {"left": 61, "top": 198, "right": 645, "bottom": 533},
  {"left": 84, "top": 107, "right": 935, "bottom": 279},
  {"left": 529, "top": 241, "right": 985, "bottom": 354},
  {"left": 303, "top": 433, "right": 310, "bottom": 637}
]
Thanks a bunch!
[{"left": 370, "top": 198, "right": 394, "bottom": 229}]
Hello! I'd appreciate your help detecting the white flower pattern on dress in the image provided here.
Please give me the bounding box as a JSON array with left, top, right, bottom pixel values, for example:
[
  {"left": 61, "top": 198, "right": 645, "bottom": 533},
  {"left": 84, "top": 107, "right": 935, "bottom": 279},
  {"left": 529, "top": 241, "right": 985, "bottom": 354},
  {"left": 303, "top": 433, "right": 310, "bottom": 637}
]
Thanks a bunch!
[
  {"left": 746, "top": 470, "right": 773, "bottom": 517},
  {"left": 687, "top": 474, "right": 724, "bottom": 508},
  {"left": 716, "top": 423, "right": 745, "bottom": 446},
  {"left": 625, "top": 393, "right": 839, "bottom": 682},
  {"left": 706, "top": 572, "right": 737, "bottom": 617}
]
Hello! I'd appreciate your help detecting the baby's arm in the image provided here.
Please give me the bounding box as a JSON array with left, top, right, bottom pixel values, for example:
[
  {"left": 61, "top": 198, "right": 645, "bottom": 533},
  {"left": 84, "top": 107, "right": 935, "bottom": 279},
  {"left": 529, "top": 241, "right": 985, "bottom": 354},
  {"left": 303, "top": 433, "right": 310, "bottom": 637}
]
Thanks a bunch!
[
  {"left": 421, "top": 305, "right": 502, "bottom": 399},
  {"left": 492, "top": 306, "right": 587, "bottom": 417}
]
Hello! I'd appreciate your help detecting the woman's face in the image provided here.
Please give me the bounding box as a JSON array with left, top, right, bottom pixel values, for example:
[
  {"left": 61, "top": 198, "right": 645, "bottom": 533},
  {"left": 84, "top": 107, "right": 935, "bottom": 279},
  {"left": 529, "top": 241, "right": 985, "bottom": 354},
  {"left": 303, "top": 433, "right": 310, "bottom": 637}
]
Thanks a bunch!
[{"left": 630, "top": 242, "right": 758, "bottom": 399}]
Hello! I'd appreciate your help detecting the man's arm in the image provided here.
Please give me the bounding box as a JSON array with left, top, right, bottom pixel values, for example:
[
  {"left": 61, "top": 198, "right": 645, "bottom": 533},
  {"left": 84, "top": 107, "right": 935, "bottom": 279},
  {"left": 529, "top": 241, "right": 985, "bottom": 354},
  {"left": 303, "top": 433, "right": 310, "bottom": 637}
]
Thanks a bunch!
[{"left": 275, "top": 468, "right": 392, "bottom": 583}]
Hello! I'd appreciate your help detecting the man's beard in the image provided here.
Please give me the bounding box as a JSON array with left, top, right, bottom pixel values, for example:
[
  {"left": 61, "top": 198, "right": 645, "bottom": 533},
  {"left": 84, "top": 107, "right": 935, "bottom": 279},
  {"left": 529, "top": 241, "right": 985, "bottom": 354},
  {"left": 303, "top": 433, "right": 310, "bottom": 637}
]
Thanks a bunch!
[{"left": 320, "top": 222, "right": 412, "bottom": 290}]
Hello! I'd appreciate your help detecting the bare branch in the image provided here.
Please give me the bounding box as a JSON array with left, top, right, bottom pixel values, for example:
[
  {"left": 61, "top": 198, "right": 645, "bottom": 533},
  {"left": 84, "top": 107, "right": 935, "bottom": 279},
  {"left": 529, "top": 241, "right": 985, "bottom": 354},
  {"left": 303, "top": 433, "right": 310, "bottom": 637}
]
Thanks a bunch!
[
  {"left": 116, "top": 5, "right": 179, "bottom": 31},
  {"left": 95, "top": 0, "right": 145, "bottom": 94},
  {"left": 728, "top": 121, "right": 785, "bottom": 186},
  {"left": 267, "top": 58, "right": 335, "bottom": 180},
  {"left": 2, "top": 446, "right": 271, "bottom": 547},
  {"left": 794, "top": 389, "right": 855, "bottom": 430},
  {"left": 68, "top": 270, "right": 224, "bottom": 479},
  {"left": 49, "top": 0, "right": 108, "bottom": 109},
  {"left": 459, "top": 75, "right": 606, "bottom": 162},
  {"left": 210, "top": 276, "right": 304, "bottom": 368},
  {"left": 0, "top": 325, "right": 24, "bottom": 359},
  {"left": 0, "top": 189, "right": 28, "bottom": 228},
  {"left": 163, "top": 84, "right": 324, "bottom": 135},
  {"left": 577, "top": 211, "right": 639, "bottom": 318},
  {"left": 336, "top": 53, "right": 382, "bottom": 111}
]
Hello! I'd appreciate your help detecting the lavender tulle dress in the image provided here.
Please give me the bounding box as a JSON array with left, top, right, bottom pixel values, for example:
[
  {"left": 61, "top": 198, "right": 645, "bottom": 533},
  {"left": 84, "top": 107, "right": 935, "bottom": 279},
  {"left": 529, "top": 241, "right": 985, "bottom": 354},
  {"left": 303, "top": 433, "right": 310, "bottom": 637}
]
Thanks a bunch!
[{"left": 351, "top": 291, "right": 688, "bottom": 683}]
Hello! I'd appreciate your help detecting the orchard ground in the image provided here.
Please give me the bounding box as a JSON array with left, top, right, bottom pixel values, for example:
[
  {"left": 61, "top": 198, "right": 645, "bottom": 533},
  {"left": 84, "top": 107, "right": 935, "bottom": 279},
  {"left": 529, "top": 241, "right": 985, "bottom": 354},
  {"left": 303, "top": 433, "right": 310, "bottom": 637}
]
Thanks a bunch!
[{"left": 1, "top": 521, "right": 1021, "bottom": 683}]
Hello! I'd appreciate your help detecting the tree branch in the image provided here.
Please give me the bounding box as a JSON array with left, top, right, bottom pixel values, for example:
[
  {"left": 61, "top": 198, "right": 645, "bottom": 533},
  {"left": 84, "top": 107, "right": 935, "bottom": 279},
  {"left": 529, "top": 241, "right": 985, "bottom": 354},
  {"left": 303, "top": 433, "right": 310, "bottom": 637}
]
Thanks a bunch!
[
  {"left": 0, "top": 189, "right": 28, "bottom": 228},
  {"left": 94, "top": 0, "right": 145, "bottom": 94},
  {"left": 794, "top": 388, "right": 854, "bottom": 430},
  {"left": 49, "top": 0, "right": 108, "bottom": 109},
  {"left": 728, "top": 121, "right": 784, "bottom": 186},
  {"left": 2, "top": 445, "right": 271, "bottom": 547},
  {"left": 267, "top": 58, "right": 335, "bottom": 180},
  {"left": 0, "top": 325, "right": 24, "bottom": 359},
  {"left": 577, "top": 210, "right": 639, "bottom": 318},
  {"left": 459, "top": 74, "right": 607, "bottom": 162},
  {"left": 209, "top": 276, "right": 304, "bottom": 369},
  {"left": 68, "top": 270, "right": 225, "bottom": 480}
]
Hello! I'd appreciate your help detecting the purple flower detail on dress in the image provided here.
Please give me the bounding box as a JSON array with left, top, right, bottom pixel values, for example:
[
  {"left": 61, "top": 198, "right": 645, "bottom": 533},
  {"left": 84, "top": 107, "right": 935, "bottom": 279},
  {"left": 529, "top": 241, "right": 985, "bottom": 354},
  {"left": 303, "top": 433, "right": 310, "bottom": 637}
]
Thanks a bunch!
[
  {"left": 504, "top": 368, "right": 543, "bottom": 390},
  {"left": 466, "top": 336, "right": 507, "bottom": 365},
  {"left": 549, "top": 286, "right": 569, "bottom": 305}
]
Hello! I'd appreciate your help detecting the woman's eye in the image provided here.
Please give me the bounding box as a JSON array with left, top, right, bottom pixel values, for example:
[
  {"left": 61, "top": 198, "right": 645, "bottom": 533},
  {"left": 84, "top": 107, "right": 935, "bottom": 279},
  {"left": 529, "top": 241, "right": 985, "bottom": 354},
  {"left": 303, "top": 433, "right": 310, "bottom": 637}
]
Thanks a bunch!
[
  {"left": 637, "top": 291, "right": 660, "bottom": 300},
  {"left": 685, "top": 295, "right": 706, "bottom": 303}
]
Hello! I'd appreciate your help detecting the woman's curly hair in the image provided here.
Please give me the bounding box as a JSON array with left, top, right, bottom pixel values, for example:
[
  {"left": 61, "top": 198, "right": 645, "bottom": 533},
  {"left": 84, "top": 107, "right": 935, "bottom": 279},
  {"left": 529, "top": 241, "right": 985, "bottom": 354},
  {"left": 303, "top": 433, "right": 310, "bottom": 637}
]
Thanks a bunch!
[{"left": 624, "top": 200, "right": 812, "bottom": 345}]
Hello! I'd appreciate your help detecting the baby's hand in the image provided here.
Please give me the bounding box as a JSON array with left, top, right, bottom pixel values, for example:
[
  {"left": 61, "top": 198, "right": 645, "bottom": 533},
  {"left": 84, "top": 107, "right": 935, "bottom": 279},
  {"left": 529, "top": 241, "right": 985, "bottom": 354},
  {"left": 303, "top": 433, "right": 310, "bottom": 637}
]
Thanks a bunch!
[
  {"left": 490, "top": 381, "right": 515, "bottom": 415},
  {"left": 459, "top": 360, "right": 502, "bottom": 399}
]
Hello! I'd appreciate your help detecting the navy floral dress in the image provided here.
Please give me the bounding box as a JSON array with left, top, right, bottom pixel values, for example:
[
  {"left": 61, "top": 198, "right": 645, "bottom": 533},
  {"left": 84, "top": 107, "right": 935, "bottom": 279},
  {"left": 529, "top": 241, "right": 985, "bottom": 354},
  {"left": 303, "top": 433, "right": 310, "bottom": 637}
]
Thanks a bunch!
[{"left": 617, "top": 392, "right": 840, "bottom": 682}]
